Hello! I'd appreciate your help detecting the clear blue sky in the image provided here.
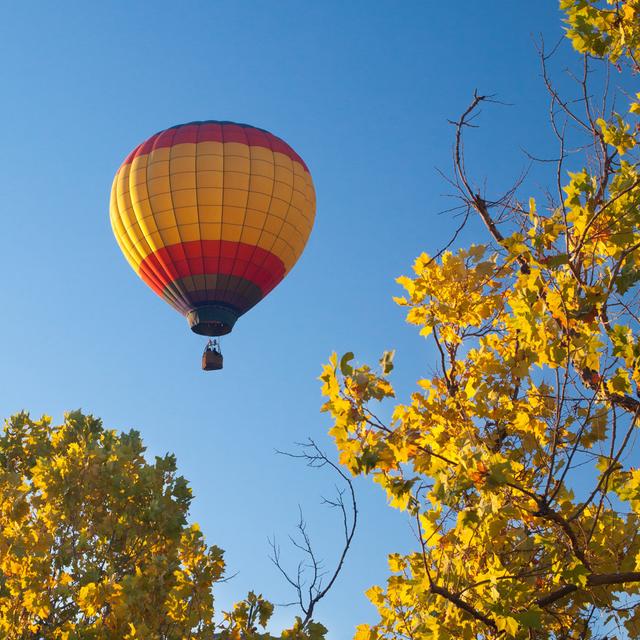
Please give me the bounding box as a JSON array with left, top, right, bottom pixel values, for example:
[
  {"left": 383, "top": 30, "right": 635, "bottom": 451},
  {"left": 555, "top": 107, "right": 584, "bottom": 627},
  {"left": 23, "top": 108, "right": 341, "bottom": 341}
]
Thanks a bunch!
[{"left": 0, "top": 2, "right": 573, "bottom": 636}]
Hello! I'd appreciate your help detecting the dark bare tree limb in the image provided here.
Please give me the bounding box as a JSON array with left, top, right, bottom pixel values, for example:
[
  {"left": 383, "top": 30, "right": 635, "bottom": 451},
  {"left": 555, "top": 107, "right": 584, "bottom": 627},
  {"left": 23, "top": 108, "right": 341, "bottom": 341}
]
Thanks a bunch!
[{"left": 270, "top": 440, "right": 358, "bottom": 628}]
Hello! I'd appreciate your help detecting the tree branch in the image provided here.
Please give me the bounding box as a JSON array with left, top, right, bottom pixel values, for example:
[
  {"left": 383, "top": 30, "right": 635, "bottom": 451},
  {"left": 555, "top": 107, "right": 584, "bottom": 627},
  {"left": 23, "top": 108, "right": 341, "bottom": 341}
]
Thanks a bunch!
[
  {"left": 271, "top": 440, "right": 358, "bottom": 628},
  {"left": 536, "top": 572, "right": 640, "bottom": 609}
]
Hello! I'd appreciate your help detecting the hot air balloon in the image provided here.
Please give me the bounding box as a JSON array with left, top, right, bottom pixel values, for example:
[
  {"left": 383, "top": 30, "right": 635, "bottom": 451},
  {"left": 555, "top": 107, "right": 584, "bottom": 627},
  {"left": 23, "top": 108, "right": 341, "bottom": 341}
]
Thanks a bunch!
[{"left": 110, "top": 121, "right": 316, "bottom": 370}]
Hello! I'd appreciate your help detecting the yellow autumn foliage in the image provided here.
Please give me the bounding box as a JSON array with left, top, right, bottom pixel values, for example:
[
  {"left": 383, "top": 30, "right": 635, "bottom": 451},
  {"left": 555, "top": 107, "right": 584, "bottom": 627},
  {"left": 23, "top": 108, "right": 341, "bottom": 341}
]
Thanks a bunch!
[
  {"left": 321, "top": 2, "right": 640, "bottom": 638},
  {"left": 0, "top": 412, "right": 326, "bottom": 640}
]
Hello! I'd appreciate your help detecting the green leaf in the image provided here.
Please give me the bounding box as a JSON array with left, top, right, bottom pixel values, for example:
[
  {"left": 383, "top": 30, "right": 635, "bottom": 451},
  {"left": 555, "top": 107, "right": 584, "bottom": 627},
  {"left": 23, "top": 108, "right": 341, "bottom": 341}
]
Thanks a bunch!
[
  {"left": 379, "top": 350, "right": 395, "bottom": 375},
  {"left": 544, "top": 253, "right": 569, "bottom": 268},
  {"left": 516, "top": 610, "right": 543, "bottom": 630},
  {"left": 340, "top": 352, "right": 355, "bottom": 376}
]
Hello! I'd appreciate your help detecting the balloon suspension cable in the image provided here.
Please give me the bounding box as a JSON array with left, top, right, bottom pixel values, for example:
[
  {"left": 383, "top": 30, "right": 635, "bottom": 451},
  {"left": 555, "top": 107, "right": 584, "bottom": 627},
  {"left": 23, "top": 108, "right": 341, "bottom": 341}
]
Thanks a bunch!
[{"left": 204, "top": 337, "right": 222, "bottom": 355}]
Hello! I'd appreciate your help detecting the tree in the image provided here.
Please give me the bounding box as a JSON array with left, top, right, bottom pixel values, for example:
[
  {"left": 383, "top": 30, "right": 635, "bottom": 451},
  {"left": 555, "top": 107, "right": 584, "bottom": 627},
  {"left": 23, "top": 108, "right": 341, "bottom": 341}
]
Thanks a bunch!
[
  {"left": 320, "top": 1, "right": 640, "bottom": 638},
  {"left": 0, "top": 410, "right": 326, "bottom": 640}
]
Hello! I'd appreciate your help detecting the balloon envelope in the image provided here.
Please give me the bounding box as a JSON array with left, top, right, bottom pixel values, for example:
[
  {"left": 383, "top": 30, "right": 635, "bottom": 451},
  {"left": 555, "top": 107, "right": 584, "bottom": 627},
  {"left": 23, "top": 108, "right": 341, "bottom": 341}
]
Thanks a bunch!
[{"left": 110, "top": 121, "right": 316, "bottom": 335}]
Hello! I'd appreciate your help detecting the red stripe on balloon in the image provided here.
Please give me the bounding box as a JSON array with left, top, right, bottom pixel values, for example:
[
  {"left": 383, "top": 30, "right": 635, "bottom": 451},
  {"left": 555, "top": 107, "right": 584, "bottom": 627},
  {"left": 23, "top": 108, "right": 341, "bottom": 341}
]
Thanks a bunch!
[
  {"left": 138, "top": 240, "right": 286, "bottom": 295},
  {"left": 122, "top": 122, "right": 308, "bottom": 172}
]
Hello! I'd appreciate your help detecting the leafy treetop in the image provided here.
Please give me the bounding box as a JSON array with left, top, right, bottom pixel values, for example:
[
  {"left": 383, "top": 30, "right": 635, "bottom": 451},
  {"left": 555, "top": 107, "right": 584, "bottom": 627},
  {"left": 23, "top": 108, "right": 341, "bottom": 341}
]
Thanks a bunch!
[
  {"left": 0, "top": 411, "right": 326, "bottom": 640},
  {"left": 321, "top": 1, "right": 640, "bottom": 638}
]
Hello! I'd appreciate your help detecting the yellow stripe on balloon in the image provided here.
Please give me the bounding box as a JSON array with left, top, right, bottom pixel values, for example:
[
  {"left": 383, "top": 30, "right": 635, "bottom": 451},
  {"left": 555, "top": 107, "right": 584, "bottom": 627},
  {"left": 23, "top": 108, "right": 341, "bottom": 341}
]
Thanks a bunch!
[{"left": 111, "top": 139, "right": 315, "bottom": 276}]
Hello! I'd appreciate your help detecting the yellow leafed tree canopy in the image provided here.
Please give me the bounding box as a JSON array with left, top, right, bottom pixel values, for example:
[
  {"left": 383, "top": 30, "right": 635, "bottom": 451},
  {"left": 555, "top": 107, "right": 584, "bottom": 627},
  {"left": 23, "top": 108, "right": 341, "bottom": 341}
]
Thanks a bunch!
[
  {"left": 0, "top": 411, "right": 326, "bottom": 640},
  {"left": 320, "top": 1, "right": 640, "bottom": 638}
]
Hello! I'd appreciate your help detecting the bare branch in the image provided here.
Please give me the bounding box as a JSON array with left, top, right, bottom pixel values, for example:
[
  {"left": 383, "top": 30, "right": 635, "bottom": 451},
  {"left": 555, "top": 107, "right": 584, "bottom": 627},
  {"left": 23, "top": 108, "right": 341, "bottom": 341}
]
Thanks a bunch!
[{"left": 271, "top": 440, "right": 358, "bottom": 629}]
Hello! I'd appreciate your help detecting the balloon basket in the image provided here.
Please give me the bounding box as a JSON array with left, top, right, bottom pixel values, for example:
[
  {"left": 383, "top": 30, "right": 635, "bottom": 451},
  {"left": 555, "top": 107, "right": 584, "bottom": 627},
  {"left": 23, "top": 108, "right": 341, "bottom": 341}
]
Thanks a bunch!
[{"left": 202, "top": 339, "right": 223, "bottom": 371}]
